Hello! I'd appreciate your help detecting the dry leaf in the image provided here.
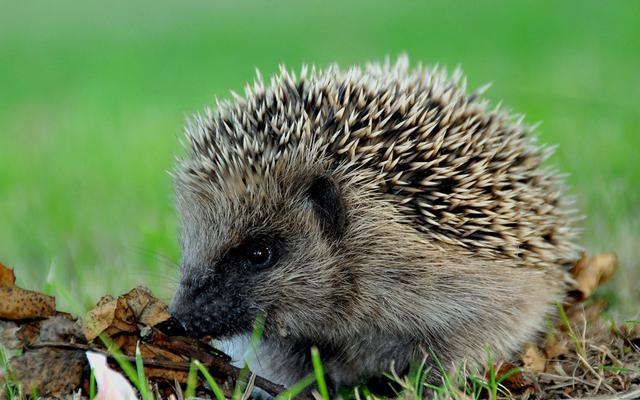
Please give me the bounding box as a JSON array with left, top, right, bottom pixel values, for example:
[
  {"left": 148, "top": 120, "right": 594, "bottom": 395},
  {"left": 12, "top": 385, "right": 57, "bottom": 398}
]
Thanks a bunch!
[
  {"left": 15, "top": 321, "right": 42, "bottom": 348},
  {"left": 112, "top": 333, "right": 138, "bottom": 352},
  {"left": 0, "top": 320, "right": 22, "bottom": 350},
  {"left": 0, "top": 286, "right": 56, "bottom": 320},
  {"left": 83, "top": 298, "right": 119, "bottom": 341},
  {"left": 119, "top": 286, "right": 171, "bottom": 327},
  {"left": 0, "top": 268, "right": 285, "bottom": 398},
  {"left": 38, "top": 315, "right": 84, "bottom": 343},
  {"left": 544, "top": 333, "right": 569, "bottom": 359},
  {"left": 143, "top": 367, "right": 189, "bottom": 382},
  {"left": 83, "top": 286, "right": 171, "bottom": 341},
  {"left": 0, "top": 261, "right": 16, "bottom": 287},
  {"left": 139, "top": 342, "right": 187, "bottom": 363},
  {"left": 495, "top": 362, "right": 529, "bottom": 390},
  {"left": 8, "top": 347, "right": 86, "bottom": 397},
  {"left": 521, "top": 344, "right": 546, "bottom": 373},
  {"left": 569, "top": 253, "right": 617, "bottom": 301}
]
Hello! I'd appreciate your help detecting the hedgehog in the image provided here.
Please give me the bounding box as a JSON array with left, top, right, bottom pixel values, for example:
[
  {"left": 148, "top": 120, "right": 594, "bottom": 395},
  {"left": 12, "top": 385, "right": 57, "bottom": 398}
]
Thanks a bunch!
[{"left": 169, "top": 56, "right": 580, "bottom": 393}]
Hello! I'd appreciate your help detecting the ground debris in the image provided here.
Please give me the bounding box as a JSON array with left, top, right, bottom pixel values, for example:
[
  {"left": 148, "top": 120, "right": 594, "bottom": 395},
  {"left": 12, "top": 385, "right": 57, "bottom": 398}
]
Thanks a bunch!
[
  {"left": 520, "top": 345, "right": 546, "bottom": 373},
  {"left": 0, "top": 262, "right": 285, "bottom": 399},
  {"left": 8, "top": 347, "right": 86, "bottom": 396},
  {"left": 0, "top": 262, "right": 56, "bottom": 321},
  {"left": 492, "top": 253, "right": 640, "bottom": 400},
  {"left": 82, "top": 286, "right": 172, "bottom": 341},
  {"left": 568, "top": 252, "right": 618, "bottom": 302},
  {"left": 1, "top": 255, "right": 639, "bottom": 399},
  {"left": 0, "top": 262, "right": 16, "bottom": 287}
]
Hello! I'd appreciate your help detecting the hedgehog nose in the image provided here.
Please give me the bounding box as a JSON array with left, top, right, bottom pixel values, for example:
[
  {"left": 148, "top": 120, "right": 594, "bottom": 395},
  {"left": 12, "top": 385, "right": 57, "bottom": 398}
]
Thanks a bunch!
[
  {"left": 169, "top": 280, "right": 217, "bottom": 336},
  {"left": 168, "top": 287, "right": 191, "bottom": 330}
]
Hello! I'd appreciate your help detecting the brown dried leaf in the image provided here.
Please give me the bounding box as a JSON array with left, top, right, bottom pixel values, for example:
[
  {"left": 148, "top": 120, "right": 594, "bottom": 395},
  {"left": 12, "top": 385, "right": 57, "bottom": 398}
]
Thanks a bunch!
[
  {"left": 544, "top": 333, "right": 569, "bottom": 359},
  {"left": 495, "top": 362, "right": 529, "bottom": 390},
  {"left": 111, "top": 334, "right": 184, "bottom": 363},
  {"left": 566, "top": 299, "right": 607, "bottom": 328},
  {"left": 38, "top": 315, "right": 84, "bottom": 343},
  {"left": 0, "top": 261, "right": 16, "bottom": 287},
  {"left": 114, "top": 332, "right": 137, "bottom": 348},
  {"left": 139, "top": 343, "right": 187, "bottom": 363},
  {"left": 521, "top": 344, "right": 546, "bottom": 373},
  {"left": 121, "top": 286, "right": 171, "bottom": 327},
  {"left": 143, "top": 366, "right": 189, "bottom": 382},
  {"left": 82, "top": 296, "right": 118, "bottom": 341},
  {"left": 569, "top": 253, "right": 618, "bottom": 301},
  {"left": 616, "top": 322, "right": 640, "bottom": 349},
  {"left": 8, "top": 347, "right": 86, "bottom": 397},
  {"left": 83, "top": 286, "right": 171, "bottom": 341},
  {"left": 0, "top": 286, "right": 56, "bottom": 320},
  {"left": 0, "top": 320, "right": 22, "bottom": 351},
  {"left": 569, "top": 253, "right": 589, "bottom": 276}
]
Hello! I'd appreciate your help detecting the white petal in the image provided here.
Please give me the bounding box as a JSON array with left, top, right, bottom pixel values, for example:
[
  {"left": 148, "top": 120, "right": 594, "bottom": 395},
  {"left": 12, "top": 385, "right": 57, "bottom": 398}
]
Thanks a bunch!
[{"left": 86, "top": 351, "right": 137, "bottom": 400}]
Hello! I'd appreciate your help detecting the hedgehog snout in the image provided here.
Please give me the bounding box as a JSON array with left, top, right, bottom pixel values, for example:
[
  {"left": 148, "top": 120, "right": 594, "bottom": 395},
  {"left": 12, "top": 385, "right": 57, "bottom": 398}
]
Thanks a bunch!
[
  {"left": 169, "top": 280, "right": 219, "bottom": 337},
  {"left": 170, "top": 271, "right": 254, "bottom": 338},
  {"left": 168, "top": 285, "right": 198, "bottom": 333}
]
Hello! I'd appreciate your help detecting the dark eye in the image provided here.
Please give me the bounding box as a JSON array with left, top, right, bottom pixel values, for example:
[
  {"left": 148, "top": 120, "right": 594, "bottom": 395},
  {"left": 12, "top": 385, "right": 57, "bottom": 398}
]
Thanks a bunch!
[{"left": 243, "top": 241, "right": 276, "bottom": 268}]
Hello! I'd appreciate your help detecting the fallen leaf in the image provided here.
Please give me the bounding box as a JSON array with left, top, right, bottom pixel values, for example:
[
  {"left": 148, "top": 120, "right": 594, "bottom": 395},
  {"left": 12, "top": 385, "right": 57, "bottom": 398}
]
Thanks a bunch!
[
  {"left": 0, "top": 320, "right": 22, "bottom": 351},
  {"left": 121, "top": 286, "right": 172, "bottom": 327},
  {"left": 521, "top": 344, "right": 546, "bottom": 373},
  {"left": 495, "top": 362, "right": 529, "bottom": 390},
  {"left": 569, "top": 253, "right": 617, "bottom": 301},
  {"left": 143, "top": 367, "right": 189, "bottom": 382},
  {"left": 139, "top": 342, "right": 187, "bottom": 363},
  {"left": 544, "top": 333, "right": 569, "bottom": 359},
  {"left": 38, "top": 315, "right": 85, "bottom": 343},
  {"left": 0, "top": 286, "right": 56, "bottom": 320},
  {"left": 569, "top": 253, "right": 589, "bottom": 277},
  {"left": 20, "top": 324, "right": 44, "bottom": 349},
  {"left": 83, "top": 298, "right": 119, "bottom": 341},
  {"left": 9, "top": 347, "right": 86, "bottom": 397},
  {"left": 83, "top": 287, "right": 170, "bottom": 341},
  {"left": 0, "top": 272, "right": 295, "bottom": 399},
  {"left": 0, "top": 261, "right": 15, "bottom": 287}
]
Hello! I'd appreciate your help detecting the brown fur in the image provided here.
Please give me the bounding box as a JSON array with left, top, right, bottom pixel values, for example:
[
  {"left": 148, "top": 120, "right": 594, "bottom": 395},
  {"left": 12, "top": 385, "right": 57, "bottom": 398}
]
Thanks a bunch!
[{"left": 169, "top": 56, "right": 580, "bottom": 391}]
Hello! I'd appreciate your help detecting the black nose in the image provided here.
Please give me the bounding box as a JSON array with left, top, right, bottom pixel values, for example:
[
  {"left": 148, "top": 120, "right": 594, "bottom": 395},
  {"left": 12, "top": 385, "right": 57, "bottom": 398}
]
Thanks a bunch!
[
  {"left": 169, "top": 285, "right": 218, "bottom": 337},
  {"left": 155, "top": 316, "right": 188, "bottom": 336},
  {"left": 168, "top": 287, "right": 197, "bottom": 332}
]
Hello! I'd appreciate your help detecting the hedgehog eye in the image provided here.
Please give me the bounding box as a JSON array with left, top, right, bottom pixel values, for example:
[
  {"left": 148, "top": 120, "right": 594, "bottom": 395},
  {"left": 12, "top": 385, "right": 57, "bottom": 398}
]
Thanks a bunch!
[{"left": 242, "top": 241, "right": 277, "bottom": 269}]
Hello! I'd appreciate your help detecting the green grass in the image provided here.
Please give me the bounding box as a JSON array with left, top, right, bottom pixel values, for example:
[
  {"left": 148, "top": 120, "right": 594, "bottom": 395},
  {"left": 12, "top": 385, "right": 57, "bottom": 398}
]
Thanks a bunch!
[{"left": 0, "top": 0, "right": 638, "bottom": 315}]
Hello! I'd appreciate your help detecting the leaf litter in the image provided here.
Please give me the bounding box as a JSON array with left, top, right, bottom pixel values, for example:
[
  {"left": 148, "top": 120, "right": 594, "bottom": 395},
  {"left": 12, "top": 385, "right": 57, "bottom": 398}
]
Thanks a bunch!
[{"left": 0, "top": 254, "right": 638, "bottom": 399}]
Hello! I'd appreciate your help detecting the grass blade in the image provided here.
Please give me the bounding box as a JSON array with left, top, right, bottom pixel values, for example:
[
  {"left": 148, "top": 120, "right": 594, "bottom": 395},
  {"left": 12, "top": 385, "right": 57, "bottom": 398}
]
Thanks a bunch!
[
  {"left": 274, "top": 374, "right": 315, "bottom": 400},
  {"left": 194, "top": 360, "right": 226, "bottom": 400},
  {"left": 135, "top": 342, "right": 152, "bottom": 400},
  {"left": 185, "top": 360, "right": 198, "bottom": 399},
  {"left": 556, "top": 302, "right": 585, "bottom": 357},
  {"left": 311, "top": 346, "right": 330, "bottom": 400},
  {"left": 89, "top": 368, "right": 96, "bottom": 400},
  {"left": 496, "top": 366, "right": 524, "bottom": 385}
]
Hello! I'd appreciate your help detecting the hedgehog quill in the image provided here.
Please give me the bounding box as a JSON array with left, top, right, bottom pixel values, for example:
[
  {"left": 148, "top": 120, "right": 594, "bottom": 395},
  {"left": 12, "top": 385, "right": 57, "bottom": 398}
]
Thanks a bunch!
[{"left": 169, "top": 56, "right": 581, "bottom": 392}]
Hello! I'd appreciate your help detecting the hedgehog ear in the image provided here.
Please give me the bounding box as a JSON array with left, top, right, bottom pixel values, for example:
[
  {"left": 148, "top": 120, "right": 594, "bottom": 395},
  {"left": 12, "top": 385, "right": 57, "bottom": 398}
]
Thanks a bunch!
[{"left": 307, "top": 176, "right": 346, "bottom": 240}]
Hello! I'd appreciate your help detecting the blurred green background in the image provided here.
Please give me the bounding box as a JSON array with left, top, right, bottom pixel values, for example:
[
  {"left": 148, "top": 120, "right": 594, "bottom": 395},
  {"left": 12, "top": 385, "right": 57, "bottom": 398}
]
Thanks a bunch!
[{"left": 0, "top": 1, "right": 638, "bottom": 315}]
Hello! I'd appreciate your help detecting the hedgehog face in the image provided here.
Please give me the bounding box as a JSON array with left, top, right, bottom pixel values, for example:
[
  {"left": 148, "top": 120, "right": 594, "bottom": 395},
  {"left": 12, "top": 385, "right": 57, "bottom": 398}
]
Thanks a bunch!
[{"left": 169, "top": 163, "right": 356, "bottom": 339}]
